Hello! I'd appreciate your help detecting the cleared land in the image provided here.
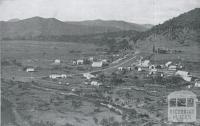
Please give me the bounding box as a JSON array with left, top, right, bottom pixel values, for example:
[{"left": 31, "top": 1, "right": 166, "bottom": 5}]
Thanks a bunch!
[{"left": 1, "top": 40, "right": 200, "bottom": 126}]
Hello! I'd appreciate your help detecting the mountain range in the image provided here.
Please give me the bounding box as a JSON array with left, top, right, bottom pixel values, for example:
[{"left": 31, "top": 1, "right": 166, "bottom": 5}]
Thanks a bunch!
[
  {"left": 0, "top": 8, "right": 199, "bottom": 53},
  {"left": 0, "top": 17, "right": 151, "bottom": 40}
]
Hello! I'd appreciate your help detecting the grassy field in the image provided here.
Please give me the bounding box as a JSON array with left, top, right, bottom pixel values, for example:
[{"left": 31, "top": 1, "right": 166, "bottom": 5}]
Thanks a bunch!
[
  {"left": 1, "top": 40, "right": 200, "bottom": 126},
  {"left": 1, "top": 40, "right": 105, "bottom": 81},
  {"left": 1, "top": 40, "right": 101, "bottom": 59},
  {"left": 1, "top": 40, "right": 124, "bottom": 126}
]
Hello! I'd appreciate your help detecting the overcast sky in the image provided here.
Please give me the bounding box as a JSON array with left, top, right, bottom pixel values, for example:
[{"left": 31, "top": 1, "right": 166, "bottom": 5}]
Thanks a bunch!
[{"left": 0, "top": 0, "right": 199, "bottom": 24}]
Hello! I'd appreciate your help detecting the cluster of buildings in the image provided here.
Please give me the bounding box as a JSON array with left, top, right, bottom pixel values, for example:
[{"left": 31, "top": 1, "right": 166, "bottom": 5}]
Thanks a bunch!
[
  {"left": 153, "top": 47, "right": 182, "bottom": 54},
  {"left": 134, "top": 57, "right": 200, "bottom": 88},
  {"left": 72, "top": 57, "right": 109, "bottom": 68},
  {"left": 83, "top": 73, "right": 102, "bottom": 86}
]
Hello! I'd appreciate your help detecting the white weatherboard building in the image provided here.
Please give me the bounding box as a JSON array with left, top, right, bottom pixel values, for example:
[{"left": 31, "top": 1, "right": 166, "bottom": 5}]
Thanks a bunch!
[
  {"left": 195, "top": 79, "right": 200, "bottom": 87},
  {"left": 149, "top": 65, "right": 156, "bottom": 70},
  {"left": 175, "top": 70, "right": 192, "bottom": 82},
  {"left": 89, "top": 57, "right": 94, "bottom": 62},
  {"left": 77, "top": 59, "right": 84, "bottom": 65},
  {"left": 91, "top": 81, "right": 102, "bottom": 86},
  {"left": 26, "top": 68, "right": 35, "bottom": 72},
  {"left": 49, "top": 74, "right": 67, "bottom": 79},
  {"left": 118, "top": 67, "right": 123, "bottom": 71},
  {"left": 83, "top": 73, "right": 96, "bottom": 80},
  {"left": 92, "top": 61, "right": 103, "bottom": 67},
  {"left": 101, "top": 59, "right": 108, "bottom": 63},
  {"left": 72, "top": 60, "right": 77, "bottom": 65},
  {"left": 175, "top": 70, "right": 190, "bottom": 77},
  {"left": 54, "top": 59, "right": 61, "bottom": 64},
  {"left": 49, "top": 74, "right": 61, "bottom": 79},
  {"left": 182, "top": 76, "right": 192, "bottom": 82},
  {"left": 168, "top": 65, "right": 177, "bottom": 71}
]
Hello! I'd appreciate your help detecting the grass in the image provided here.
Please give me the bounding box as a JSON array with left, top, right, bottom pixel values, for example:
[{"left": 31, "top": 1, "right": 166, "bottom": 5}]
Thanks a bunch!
[
  {"left": 1, "top": 40, "right": 200, "bottom": 125},
  {"left": 1, "top": 98, "right": 18, "bottom": 126}
]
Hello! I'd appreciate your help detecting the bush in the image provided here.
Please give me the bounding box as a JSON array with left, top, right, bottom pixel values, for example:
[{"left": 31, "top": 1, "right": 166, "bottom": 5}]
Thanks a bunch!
[{"left": 31, "top": 120, "right": 55, "bottom": 126}]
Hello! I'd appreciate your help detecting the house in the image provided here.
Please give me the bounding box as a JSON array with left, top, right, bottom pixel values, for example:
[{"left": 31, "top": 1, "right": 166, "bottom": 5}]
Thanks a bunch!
[
  {"left": 195, "top": 79, "right": 200, "bottom": 87},
  {"left": 92, "top": 61, "right": 103, "bottom": 67},
  {"left": 89, "top": 57, "right": 94, "bottom": 62},
  {"left": 49, "top": 74, "right": 61, "bottom": 79},
  {"left": 182, "top": 76, "right": 192, "bottom": 82},
  {"left": 26, "top": 67, "right": 35, "bottom": 72},
  {"left": 49, "top": 74, "right": 67, "bottom": 79},
  {"left": 54, "top": 59, "right": 61, "bottom": 64},
  {"left": 187, "top": 85, "right": 192, "bottom": 89},
  {"left": 102, "top": 59, "right": 108, "bottom": 63},
  {"left": 118, "top": 67, "right": 124, "bottom": 71},
  {"left": 149, "top": 68, "right": 157, "bottom": 75},
  {"left": 137, "top": 67, "right": 142, "bottom": 72},
  {"left": 83, "top": 73, "right": 96, "bottom": 80},
  {"left": 139, "top": 60, "right": 150, "bottom": 67},
  {"left": 168, "top": 65, "right": 177, "bottom": 71},
  {"left": 91, "top": 81, "right": 102, "bottom": 86},
  {"left": 175, "top": 70, "right": 190, "bottom": 77},
  {"left": 61, "top": 74, "right": 67, "bottom": 78},
  {"left": 77, "top": 59, "right": 84, "bottom": 65},
  {"left": 72, "top": 60, "right": 77, "bottom": 65},
  {"left": 165, "top": 61, "right": 172, "bottom": 67},
  {"left": 175, "top": 70, "right": 192, "bottom": 82},
  {"left": 149, "top": 65, "right": 156, "bottom": 70}
]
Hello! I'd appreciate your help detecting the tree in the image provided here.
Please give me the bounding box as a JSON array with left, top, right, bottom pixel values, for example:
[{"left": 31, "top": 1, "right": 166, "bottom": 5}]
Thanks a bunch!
[
  {"left": 98, "top": 73, "right": 106, "bottom": 82},
  {"left": 119, "top": 39, "right": 129, "bottom": 49},
  {"left": 100, "top": 118, "right": 109, "bottom": 126},
  {"left": 153, "top": 44, "right": 156, "bottom": 53}
]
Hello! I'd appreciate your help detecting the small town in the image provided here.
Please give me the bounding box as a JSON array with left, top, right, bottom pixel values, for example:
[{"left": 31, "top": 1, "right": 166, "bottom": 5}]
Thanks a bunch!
[{"left": 1, "top": 1, "right": 200, "bottom": 126}]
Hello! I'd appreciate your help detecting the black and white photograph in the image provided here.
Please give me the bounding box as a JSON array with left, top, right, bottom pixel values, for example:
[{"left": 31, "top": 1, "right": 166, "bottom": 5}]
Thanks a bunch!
[{"left": 1, "top": 0, "right": 200, "bottom": 126}]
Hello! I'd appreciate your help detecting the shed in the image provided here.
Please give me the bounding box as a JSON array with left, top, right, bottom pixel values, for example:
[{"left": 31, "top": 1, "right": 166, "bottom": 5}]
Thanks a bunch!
[{"left": 92, "top": 61, "right": 103, "bottom": 67}]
